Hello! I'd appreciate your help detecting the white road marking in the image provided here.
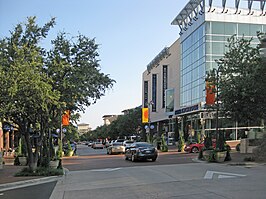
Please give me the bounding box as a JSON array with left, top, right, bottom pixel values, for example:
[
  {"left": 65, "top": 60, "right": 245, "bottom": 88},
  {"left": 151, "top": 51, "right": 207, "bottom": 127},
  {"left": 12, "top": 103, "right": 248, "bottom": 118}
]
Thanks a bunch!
[
  {"left": 91, "top": 168, "right": 121, "bottom": 172},
  {"left": 204, "top": 170, "right": 246, "bottom": 179}
]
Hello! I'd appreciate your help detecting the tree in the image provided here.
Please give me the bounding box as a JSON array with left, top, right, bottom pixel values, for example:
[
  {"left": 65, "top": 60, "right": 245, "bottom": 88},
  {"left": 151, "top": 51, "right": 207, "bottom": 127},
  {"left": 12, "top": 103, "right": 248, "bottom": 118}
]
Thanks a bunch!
[
  {"left": 0, "top": 16, "right": 115, "bottom": 171},
  {"left": 0, "top": 17, "right": 60, "bottom": 170},
  {"left": 207, "top": 35, "right": 266, "bottom": 125}
]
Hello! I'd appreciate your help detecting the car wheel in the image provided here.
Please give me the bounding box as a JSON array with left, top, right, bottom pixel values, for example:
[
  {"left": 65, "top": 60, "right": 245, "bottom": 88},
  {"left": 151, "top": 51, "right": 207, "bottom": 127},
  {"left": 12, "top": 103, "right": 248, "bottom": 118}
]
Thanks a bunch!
[
  {"left": 191, "top": 147, "right": 199, "bottom": 153},
  {"left": 125, "top": 155, "right": 128, "bottom": 160},
  {"left": 151, "top": 157, "right": 157, "bottom": 162}
]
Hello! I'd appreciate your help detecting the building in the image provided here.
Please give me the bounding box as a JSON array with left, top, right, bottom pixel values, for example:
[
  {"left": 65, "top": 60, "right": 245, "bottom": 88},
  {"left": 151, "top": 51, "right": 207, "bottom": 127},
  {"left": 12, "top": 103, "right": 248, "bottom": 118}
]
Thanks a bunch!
[
  {"left": 102, "top": 115, "right": 118, "bottom": 126},
  {"left": 142, "top": 38, "right": 181, "bottom": 138},
  {"left": 142, "top": 0, "right": 266, "bottom": 142},
  {"left": 171, "top": 0, "right": 266, "bottom": 141},
  {"left": 77, "top": 123, "right": 91, "bottom": 135}
]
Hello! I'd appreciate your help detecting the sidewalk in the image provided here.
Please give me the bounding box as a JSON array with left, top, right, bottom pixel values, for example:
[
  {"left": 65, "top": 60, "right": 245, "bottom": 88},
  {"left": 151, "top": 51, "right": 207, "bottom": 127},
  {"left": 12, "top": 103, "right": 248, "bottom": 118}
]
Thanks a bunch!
[{"left": 0, "top": 150, "right": 264, "bottom": 191}]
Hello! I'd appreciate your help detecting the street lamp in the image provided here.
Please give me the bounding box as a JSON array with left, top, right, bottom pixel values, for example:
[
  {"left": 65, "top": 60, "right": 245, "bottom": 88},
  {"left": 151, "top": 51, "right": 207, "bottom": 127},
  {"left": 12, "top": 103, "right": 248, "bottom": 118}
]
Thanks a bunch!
[
  {"left": 210, "top": 65, "right": 223, "bottom": 150},
  {"left": 146, "top": 100, "right": 154, "bottom": 143}
]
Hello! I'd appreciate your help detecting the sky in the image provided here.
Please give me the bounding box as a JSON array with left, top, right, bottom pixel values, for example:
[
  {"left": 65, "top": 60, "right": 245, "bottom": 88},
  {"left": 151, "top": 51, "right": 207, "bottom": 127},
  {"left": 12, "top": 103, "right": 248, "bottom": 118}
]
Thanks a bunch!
[{"left": 0, "top": 0, "right": 188, "bottom": 129}]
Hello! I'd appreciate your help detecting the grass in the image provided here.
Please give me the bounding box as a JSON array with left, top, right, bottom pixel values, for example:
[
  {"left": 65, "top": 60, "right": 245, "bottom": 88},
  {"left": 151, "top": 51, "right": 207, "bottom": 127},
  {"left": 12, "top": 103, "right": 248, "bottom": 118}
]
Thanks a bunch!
[{"left": 15, "top": 167, "right": 64, "bottom": 177}]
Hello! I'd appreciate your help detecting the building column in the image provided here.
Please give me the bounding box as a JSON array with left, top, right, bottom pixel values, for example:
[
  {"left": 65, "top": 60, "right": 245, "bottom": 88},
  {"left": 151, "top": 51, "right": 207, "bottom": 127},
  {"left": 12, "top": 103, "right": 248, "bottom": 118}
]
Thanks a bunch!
[{"left": 4, "top": 131, "right": 10, "bottom": 151}]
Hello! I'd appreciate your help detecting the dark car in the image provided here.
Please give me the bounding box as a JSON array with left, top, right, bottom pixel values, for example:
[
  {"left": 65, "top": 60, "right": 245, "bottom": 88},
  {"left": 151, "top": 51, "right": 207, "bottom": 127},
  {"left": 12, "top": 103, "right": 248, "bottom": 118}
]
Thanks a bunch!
[{"left": 125, "top": 142, "right": 158, "bottom": 162}]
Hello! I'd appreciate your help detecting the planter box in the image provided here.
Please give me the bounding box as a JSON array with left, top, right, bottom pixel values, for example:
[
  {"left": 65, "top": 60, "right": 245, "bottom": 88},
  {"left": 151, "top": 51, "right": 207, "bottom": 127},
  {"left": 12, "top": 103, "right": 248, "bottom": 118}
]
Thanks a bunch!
[
  {"left": 215, "top": 151, "right": 227, "bottom": 163},
  {"left": 49, "top": 160, "right": 59, "bottom": 169},
  {"left": 202, "top": 150, "right": 213, "bottom": 161},
  {"left": 18, "top": 157, "right": 27, "bottom": 166}
]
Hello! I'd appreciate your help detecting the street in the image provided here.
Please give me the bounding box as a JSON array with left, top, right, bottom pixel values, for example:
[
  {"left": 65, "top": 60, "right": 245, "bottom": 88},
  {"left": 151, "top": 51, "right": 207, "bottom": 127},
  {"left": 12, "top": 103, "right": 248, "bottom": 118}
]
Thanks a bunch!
[
  {"left": 50, "top": 145, "right": 266, "bottom": 199},
  {"left": 1, "top": 145, "right": 266, "bottom": 199},
  {"left": 62, "top": 144, "right": 198, "bottom": 171}
]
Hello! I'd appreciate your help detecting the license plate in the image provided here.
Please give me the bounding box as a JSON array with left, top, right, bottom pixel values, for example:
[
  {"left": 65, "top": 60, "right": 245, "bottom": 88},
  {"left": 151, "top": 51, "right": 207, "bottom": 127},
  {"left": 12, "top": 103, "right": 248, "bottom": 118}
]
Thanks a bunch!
[{"left": 145, "top": 150, "right": 151, "bottom": 153}]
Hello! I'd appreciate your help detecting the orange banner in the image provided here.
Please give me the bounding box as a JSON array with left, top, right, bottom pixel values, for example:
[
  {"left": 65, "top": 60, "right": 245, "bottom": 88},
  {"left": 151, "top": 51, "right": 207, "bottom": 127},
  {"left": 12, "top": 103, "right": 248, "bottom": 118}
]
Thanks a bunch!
[
  {"left": 142, "top": 108, "right": 149, "bottom": 123},
  {"left": 62, "top": 110, "right": 70, "bottom": 126},
  {"left": 206, "top": 82, "right": 215, "bottom": 105}
]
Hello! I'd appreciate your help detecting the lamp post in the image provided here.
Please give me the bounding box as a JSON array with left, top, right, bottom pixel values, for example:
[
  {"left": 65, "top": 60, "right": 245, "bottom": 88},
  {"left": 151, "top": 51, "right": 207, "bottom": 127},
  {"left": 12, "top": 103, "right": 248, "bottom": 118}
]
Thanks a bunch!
[
  {"left": 147, "top": 100, "right": 154, "bottom": 143},
  {"left": 213, "top": 65, "right": 223, "bottom": 150}
]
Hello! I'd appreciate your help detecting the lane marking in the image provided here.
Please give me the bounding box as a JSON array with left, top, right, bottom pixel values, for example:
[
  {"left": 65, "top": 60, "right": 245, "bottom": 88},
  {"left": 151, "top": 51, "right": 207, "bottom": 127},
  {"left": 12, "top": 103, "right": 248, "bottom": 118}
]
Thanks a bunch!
[
  {"left": 204, "top": 170, "right": 246, "bottom": 179},
  {"left": 91, "top": 168, "right": 121, "bottom": 172}
]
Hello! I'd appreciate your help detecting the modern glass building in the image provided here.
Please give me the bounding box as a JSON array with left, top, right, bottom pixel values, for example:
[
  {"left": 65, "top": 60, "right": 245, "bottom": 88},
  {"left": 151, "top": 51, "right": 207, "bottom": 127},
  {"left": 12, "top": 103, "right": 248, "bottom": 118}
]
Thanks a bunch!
[{"left": 171, "top": 0, "right": 266, "bottom": 143}]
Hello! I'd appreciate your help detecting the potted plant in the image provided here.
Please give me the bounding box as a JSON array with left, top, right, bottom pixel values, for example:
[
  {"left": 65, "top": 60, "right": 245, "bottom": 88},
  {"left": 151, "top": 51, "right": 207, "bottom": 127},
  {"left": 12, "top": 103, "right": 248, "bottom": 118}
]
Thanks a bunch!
[
  {"left": 202, "top": 135, "right": 213, "bottom": 161},
  {"left": 160, "top": 134, "right": 168, "bottom": 152},
  {"left": 66, "top": 141, "right": 74, "bottom": 156},
  {"left": 17, "top": 137, "right": 27, "bottom": 166},
  {"left": 177, "top": 136, "right": 185, "bottom": 152},
  {"left": 49, "top": 143, "right": 59, "bottom": 169}
]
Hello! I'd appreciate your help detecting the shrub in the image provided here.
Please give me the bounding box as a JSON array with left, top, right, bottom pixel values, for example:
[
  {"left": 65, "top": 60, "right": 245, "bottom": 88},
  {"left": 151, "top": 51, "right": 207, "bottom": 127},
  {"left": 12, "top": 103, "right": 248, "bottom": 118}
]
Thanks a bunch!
[{"left": 15, "top": 167, "right": 64, "bottom": 177}]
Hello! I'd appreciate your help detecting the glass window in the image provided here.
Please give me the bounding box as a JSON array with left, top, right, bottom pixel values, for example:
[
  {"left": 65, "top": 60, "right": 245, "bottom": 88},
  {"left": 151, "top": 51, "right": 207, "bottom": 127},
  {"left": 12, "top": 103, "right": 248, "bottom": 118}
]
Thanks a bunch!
[
  {"left": 225, "top": 23, "right": 237, "bottom": 35},
  {"left": 206, "top": 42, "right": 211, "bottom": 54},
  {"left": 212, "top": 42, "right": 225, "bottom": 55},
  {"left": 212, "top": 22, "right": 225, "bottom": 35},
  {"left": 212, "top": 36, "right": 226, "bottom": 42},
  {"left": 206, "top": 22, "right": 211, "bottom": 34},
  {"left": 249, "top": 24, "right": 262, "bottom": 36},
  {"left": 165, "top": 89, "right": 174, "bottom": 112},
  {"left": 238, "top": 24, "right": 249, "bottom": 36}
]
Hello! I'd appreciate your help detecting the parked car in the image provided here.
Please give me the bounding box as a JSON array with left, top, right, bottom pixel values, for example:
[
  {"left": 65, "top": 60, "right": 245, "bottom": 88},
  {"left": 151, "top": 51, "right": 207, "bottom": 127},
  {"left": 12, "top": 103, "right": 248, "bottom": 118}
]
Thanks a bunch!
[
  {"left": 123, "top": 140, "right": 134, "bottom": 148},
  {"left": 107, "top": 142, "right": 125, "bottom": 154},
  {"left": 184, "top": 140, "right": 216, "bottom": 153},
  {"left": 125, "top": 142, "right": 158, "bottom": 162},
  {"left": 184, "top": 141, "right": 204, "bottom": 153},
  {"left": 92, "top": 142, "right": 104, "bottom": 149}
]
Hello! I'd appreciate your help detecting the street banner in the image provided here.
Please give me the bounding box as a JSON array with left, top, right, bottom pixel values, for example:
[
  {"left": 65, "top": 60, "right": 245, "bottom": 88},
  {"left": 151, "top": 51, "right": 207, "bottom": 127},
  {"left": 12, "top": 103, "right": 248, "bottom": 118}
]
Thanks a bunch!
[
  {"left": 142, "top": 108, "right": 149, "bottom": 123},
  {"left": 62, "top": 110, "right": 70, "bottom": 126},
  {"left": 206, "top": 81, "right": 215, "bottom": 105}
]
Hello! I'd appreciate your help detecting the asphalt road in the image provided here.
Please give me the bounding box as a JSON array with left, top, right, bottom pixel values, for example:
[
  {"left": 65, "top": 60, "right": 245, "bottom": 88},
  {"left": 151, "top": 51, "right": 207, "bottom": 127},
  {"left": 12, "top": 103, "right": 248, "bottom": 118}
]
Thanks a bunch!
[
  {"left": 62, "top": 144, "right": 199, "bottom": 171},
  {"left": 0, "top": 181, "right": 57, "bottom": 199}
]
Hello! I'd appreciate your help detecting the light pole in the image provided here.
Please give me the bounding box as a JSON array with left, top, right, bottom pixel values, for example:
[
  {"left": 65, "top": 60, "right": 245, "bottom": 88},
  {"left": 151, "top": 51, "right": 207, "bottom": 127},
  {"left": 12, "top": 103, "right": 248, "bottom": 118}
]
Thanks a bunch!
[
  {"left": 212, "top": 65, "right": 223, "bottom": 150},
  {"left": 147, "top": 100, "right": 154, "bottom": 143}
]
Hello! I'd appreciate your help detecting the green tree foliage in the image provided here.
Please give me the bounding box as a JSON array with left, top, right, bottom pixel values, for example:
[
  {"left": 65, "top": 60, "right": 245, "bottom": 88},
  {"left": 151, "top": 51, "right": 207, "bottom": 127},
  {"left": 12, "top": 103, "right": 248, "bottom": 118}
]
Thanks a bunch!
[
  {"left": 91, "top": 107, "right": 142, "bottom": 140},
  {"left": 0, "top": 16, "right": 115, "bottom": 170},
  {"left": 207, "top": 35, "right": 266, "bottom": 125}
]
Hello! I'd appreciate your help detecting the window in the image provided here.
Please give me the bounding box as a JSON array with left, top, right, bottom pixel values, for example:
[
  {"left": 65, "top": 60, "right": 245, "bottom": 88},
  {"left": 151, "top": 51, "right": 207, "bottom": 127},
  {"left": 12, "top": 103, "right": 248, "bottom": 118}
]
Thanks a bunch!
[
  {"left": 152, "top": 74, "right": 157, "bottom": 112},
  {"left": 144, "top": 81, "right": 148, "bottom": 108},
  {"left": 165, "top": 89, "right": 174, "bottom": 112},
  {"left": 162, "top": 65, "right": 168, "bottom": 108}
]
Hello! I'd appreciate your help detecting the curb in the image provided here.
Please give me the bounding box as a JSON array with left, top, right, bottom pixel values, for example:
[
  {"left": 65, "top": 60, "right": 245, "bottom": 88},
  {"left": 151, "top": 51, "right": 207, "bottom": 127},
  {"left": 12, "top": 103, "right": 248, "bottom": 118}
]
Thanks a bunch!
[
  {"left": 0, "top": 168, "right": 68, "bottom": 192},
  {"left": 0, "top": 176, "right": 62, "bottom": 192}
]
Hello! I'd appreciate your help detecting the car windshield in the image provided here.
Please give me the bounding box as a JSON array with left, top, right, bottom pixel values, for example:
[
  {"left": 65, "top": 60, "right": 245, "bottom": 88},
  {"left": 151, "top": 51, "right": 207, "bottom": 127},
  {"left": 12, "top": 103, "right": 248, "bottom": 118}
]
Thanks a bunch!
[
  {"left": 135, "top": 143, "right": 152, "bottom": 148},
  {"left": 113, "top": 142, "right": 123, "bottom": 146}
]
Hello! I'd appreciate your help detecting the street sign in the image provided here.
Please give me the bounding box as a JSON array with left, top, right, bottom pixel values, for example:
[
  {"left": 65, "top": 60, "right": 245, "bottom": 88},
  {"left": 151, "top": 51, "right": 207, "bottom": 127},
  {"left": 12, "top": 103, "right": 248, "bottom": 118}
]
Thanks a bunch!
[{"left": 200, "top": 112, "right": 215, "bottom": 119}]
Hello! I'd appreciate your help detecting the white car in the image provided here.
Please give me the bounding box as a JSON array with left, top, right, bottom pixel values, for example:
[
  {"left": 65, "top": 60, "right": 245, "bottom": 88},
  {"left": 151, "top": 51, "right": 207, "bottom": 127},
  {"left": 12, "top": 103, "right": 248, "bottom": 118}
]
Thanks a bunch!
[
  {"left": 123, "top": 140, "right": 135, "bottom": 148},
  {"left": 92, "top": 142, "right": 104, "bottom": 149},
  {"left": 107, "top": 142, "right": 125, "bottom": 154}
]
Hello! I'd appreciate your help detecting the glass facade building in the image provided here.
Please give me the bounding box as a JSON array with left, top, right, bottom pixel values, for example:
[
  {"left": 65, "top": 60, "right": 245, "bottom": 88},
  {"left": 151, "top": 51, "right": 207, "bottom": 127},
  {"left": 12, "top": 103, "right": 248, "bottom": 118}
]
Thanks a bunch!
[
  {"left": 181, "top": 21, "right": 266, "bottom": 107},
  {"left": 171, "top": 0, "right": 266, "bottom": 143}
]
